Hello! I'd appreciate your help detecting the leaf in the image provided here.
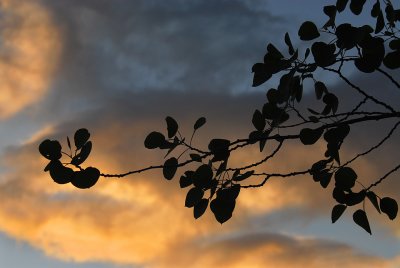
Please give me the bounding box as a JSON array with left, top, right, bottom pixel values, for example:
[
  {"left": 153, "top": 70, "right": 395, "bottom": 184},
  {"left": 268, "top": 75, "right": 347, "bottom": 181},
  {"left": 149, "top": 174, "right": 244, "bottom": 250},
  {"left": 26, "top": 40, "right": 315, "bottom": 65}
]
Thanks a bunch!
[
  {"left": 383, "top": 50, "right": 400, "bottom": 69},
  {"left": 185, "top": 187, "right": 204, "bottom": 208},
  {"left": 366, "top": 191, "right": 381, "bottom": 213},
  {"left": 67, "top": 136, "right": 71, "bottom": 150},
  {"left": 163, "top": 157, "right": 178, "bottom": 180},
  {"left": 144, "top": 132, "right": 166, "bottom": 149},
  {"left": 74, "top": 128, "right": 90, "bottom": 150},
  {"left": 323, "top": 93, "right": 339, "bottom": 114},
  {"left": 380, "top": 197, "right": 398, "bottom": 220},
  {"left": 252, "top": 63, "right": 272, "bottom": 87},
  {"left": 48, "top": 160, "right": 74, "bottom": 184},
  {"left": 298, "top": 21, "right": 320, "bottom": 41},
  {"left": 284, "top": 32, "right": 294, "bottom": 55},
  {"left": 39, "top": 139, "right": 62, "bottom": 160},
  {"left": 194, "top": 117, "right": 206, "bottom": 130},
  {"left": 332, "top": 204, "right": 347, "bottom": 223},
  {"left": 252, "top": 109, "right": 265, "bottom": 131},
  {"left": 71, "top": 141, "right": 92, "bottom": 166},
  {"left": 233, "top": 170, "right": 254, "bottom": 181},
  {"left": 210, "top": 196, "right": 236, "bottom": 224},
  {"left": 193, "top": 164, "right": 213, "bottom": 189},
  {"left": 334, "top": 166, "right": 357, "bottom": 190},
  {"left": 299, "top": 128, "right": 324, "bottom": 145},
  {"left": 311, "top": 42, "right": 336, "bottom": 67},
  {"left": 370, "top": 0, "right": 380, "bottom": 17},
  {"left": 71, "top": 167, "right": 100, "bottom": 189},
  {"left": 307, "top": 108, "right": 320, "bottom": 115},
  {"left": 353, "top": 209, "right": 371, "bottom": 234},
  {"left": 180, "top": 171, "right": 194, "bottom": 188},
  {"left": 375, "top": 11, "right": 384, "bottom": 33},
  {"left": 193, "top": 198, "right": 209, "bottom": 219},
  {"left": 216, "top": 161, "right": 227, "bottom": 177},
  {"left": 208, "top": 139, "right": 230, "bottom": 162},
  {"left": 314, "top": 81, "right": 327, "bottom": 100},
  {"left": 336, "top": 0, "right": 349, "bottom": 12},
  {"left": 189, "top": 153, "right": 202, "bottom": 162},
  {"left": 165, "top": 116, "right": 178, "bottom": 138},
  {"left": 350, "top": 0, "right": 366, "bottom": 15}
]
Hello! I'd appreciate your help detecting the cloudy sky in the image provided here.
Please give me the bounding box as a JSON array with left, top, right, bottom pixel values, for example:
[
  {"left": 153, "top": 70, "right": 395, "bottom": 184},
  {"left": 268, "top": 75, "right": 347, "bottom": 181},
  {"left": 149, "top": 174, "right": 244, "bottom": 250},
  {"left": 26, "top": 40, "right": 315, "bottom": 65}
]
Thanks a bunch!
[{"left": 0, "top": 0, "right": 399, "bottom": 267}]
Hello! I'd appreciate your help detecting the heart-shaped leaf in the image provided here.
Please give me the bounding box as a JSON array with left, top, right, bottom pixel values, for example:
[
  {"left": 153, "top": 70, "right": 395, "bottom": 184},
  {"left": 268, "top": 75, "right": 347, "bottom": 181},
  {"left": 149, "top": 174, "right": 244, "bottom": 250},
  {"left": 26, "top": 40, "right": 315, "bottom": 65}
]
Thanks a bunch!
[
  {"left": 300, "top": 128, "right": 324, "bottom": 145},
  {"left": 332, "top": 204, "right": 347, "bottom": 223},
  {"left": 298, "top": 21, "right": 320, "bottom": 40},
  {"left": 353, "top": 209, "right": 371, "bottom": 234}
]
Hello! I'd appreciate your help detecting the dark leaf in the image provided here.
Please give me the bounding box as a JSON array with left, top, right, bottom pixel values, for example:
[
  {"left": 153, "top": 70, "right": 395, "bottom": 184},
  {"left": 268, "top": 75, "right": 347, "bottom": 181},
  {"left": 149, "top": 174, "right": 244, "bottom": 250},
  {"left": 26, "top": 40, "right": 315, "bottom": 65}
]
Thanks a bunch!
[
  {"left": 350, "top": 0, "right": 366, "bottom": 15},
  {"left": 324, "top": 124, "right": 350, "bottom": 143},
  {"left": 314, "top": 81, "right": 327, "bottom": 100},
  {"left": 323, "top": 93, "right": 339, "bottom": 114},
  {"left": 389, "top": 39, "right": 400, "bottom": 50},
  {"left": 193, "top": 198, "right": 209, "bottom": 219},
  {"left": 259, "top": 131, "right": 270, "bottom": 152},
  {"left": 165, "top": 116, "right": 178, "bottom": 138},
  {"left": 194, "top": 117, "right": 206, "bottom": 130},
  {"left": 193, "top": 164, "right": 213, "bottom": 189},
  {"left": 284, "top": 32, "right": 294, "bottom": 55},
  {"left": 380, "top": 197, "right": 398, "bottom": 220},
  {"left": 333, "top": 187, "right": 347, "bottom": 204},
  {"left": 233, "top": 170, "right": 254, "bottom": 182},
  {"left": 208, "top": 139, "right": 230, "bottom": 162},
  {"left": 299, "top": 128, "right": 324, "bottom": 145},
  {"left": 74, "top": 128, "right": 90, "bottom": 150},
  {"left": 311, "top": 42, "right": 336, "bottom": 67},
  {"left": 383, "top": 50, "right": 400, "bottom": 69},
  {"left": 71, "top": 167, "right": 100, "bottom": 189},
  {"left": 180, "top": 171, "right": 194, "bottom": 188},
  {"left": 371, "top": 0, "right": 380, "bottom": 17},
  {"left": 307, "top": 108, "right": 320, "bottom": 115},
  {"left": 332, "top": 204, "right": 347, "bottom": 223},
  {"left": 71, "top": 141, "right": 92, "bottom": 166},
  {"left": 375, "top": 11, "right": 384, "bottom": 33},
  {"left": 252, "top": 63, "right": 272, "bottom": 87},
  {"left": 319, "top": 171, "right": 333, "bottom": 188},
  {"left": 163, "top": 157, "right": 178, "bottom": 180},
  {"left": 324, "top": 5, "right": 337, "bottom": 21},
  {"left": 335, "top": 167, "right": 357, "bottom": 190},
  {"left": 210, "top": 195, "right": 236, "bottom": 224},
  {"left": 190, "top": 153, "right": 202, "bottom": 162},
  {"left": 298, "top": 21, "right": 320, "bottom": 41},
  {"left": 39, "top": 139, "right": 62, "bottom": 160},
  {"left": 353, "top": 209, "right": 371, "bottom": 234},
  {"left": 366, "top": 191, "right": 381, "bottom": 213},
  {"left": 345, "top": 190, "right": 366, "bottom": 206},
  {"left": 67, "top": 136, "right": 71, "bottom": 150},
  {"left": 336, "top": 0, "right": 349, "bottom": 12},
  {"left": 216, "top": 161, "right": 227, "bottom": 177},
  {"left": 144, "top": 132, "right": 166, "bottom": 149},
  {"left": 48, "top": 160, "right": 74, "bottom": 184},
  {"left": 185, "top": 187, "right": 204, "bottom": 208},
  {"left": 252, "top": 109, "right": 265, "bottom": 131}
]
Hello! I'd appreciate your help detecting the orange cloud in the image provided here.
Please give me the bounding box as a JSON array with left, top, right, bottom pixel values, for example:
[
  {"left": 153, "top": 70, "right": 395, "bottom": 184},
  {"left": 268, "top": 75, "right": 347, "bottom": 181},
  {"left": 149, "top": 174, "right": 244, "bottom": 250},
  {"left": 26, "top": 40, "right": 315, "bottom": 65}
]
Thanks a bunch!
[{"left": 0, "top": 0, "right": 61, "bottom": 118}]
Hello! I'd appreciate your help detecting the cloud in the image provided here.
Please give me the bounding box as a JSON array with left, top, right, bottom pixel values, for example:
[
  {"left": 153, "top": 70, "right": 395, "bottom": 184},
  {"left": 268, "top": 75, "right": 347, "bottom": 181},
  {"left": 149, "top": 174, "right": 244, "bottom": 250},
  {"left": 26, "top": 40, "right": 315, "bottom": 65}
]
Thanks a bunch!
[{"left": 0, "top": 0, "right": 62, "bottom": 119}]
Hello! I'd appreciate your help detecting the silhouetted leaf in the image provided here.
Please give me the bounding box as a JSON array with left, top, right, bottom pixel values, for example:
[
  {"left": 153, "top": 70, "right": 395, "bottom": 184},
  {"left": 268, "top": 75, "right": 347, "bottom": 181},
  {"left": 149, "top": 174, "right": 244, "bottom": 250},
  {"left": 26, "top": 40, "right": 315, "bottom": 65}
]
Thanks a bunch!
[
  {"left": 185, "top": 187, "right": 204, "bottom": 208},
  {"left": 74, "top": 128, "right": 90, "bottom": 150},
  {"left": 210, "top": 186, "right": 240, "bottom": 224},
  {"left": 333, "top": 187, "right": 347, "bottom": 204},
  {"left": 350, "top": 0, "right": 366, "bottom": 15},
  {"left": 375, "top": 11, "right": 384, "bottom": 33},
  {"left": 71, "top": 167, "right": 100, "bottom": 189},
  {"left": 67, "top": 136, "right": 71, "bottom": 150},
  {"left": 307, "top": 108, "right": 320, "bottom": 115},
  {"left": 194, "top": 117, "right": 206, "bottom": 130},
  {"left": 345, "top": 190, "right": 366, "bottom": 206},
  {"left": 252, "top": 63, "right": 272, "bottom": 87},
  {"left": 336, "top": 0, "right": 349, "bottom": 12},
  {"left": 48, "top": 160, "right": 74, "bottom": 184},
  {"left": 324, "top": 124, "right": 350, "bottom": 143},
  {"left": 193, "top": 164, "right": 213, "bottom": 189},
  {"left": 180, "top": 171, "right": 194, "bottom": 188},
  {"left": 383, "top": 50, "right": 400, "bottom": 69},
  {"left": 332, "top": 204, "right": 347, "bottom": 223},
  {"left": 190, "top": 153, "right": 202, "bottom": 162},
  {"left": 284, "top": 32, "right": 294, "bottom": 55},
  {"left": 319, "top": 171, "right": 333, "bottom": 188},
  {"left": 163, "top": 157, "right": 178, "bottom": 180},
  {"left": 389, "top": 39, "right": 400, "bottom": 50},
  {"left": 208, "top": 139, "right": 230, "bottom": 162},
  {"left": 380, "top": 197, "right": 398, "bottom": 220},
  {"left": 300, "top": 128, "right": 324, "bottom": 145},
  {"left": 258, "top": 131, "right": 270, "bottom": 152},
  {"left": 324, "top": 5, "right": 337, "bottom": 22},
  {"left": 252, "top": 109, "right": 265, "bottom": 131},
  {"left": 323, "top": 93, "right": 339, "bottom": 114},
  {"left": 314, "top": 81, "right": 327, "bottom": 100},
  {"left": 193, "top": 198, "right": 209, "bottom": 219},
  {"left": 366, "top": 191, "right": 381, "bottom": 213},
  {"left": 39, "top": 139, "right": 62, "bottom": 160},
  {"left": 71, "top": 141, "right": 92, "bottom": 166},
  {"left": 335, "top": 167, "right": 357, "bottom": 190},
  {"left": 165, "top": 116, "right": 178, "bottom": 138},
  {"left": 371, "top": 0, "right": 380, "bottom": 17},
  {"left": 144, "top": 132, "right": 166, "bottom": 149},
  {"left": 353, "top": 209, "right": 371, "bottom": 234},
  {"left": 233, "top": 170, "right": 254, "bottom": 182},
  {"left": 216, "top": 161, "right": 227, "bottom": 177},
  {"left": 311, "top": 42, "right": 336, "bottom": 67},
  {"left": 298, "top": 21, "right": 320, "bottom": 40}
]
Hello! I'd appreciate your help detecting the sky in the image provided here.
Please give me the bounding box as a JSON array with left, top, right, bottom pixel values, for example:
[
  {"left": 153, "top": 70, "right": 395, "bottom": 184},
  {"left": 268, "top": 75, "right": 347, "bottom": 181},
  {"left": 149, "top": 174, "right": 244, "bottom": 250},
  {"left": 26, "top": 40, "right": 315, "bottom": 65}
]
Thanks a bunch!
[{"left": 0, "top": 0, "right": 399, "bottom": 267}]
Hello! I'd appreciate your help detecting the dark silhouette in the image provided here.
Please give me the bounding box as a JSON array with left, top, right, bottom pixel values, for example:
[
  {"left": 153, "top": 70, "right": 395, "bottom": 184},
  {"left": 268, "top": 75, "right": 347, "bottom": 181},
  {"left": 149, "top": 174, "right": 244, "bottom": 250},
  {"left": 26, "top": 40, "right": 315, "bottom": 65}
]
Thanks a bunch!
[{"left": 39, "top": 0, "right": 400, "bottom": 234}]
